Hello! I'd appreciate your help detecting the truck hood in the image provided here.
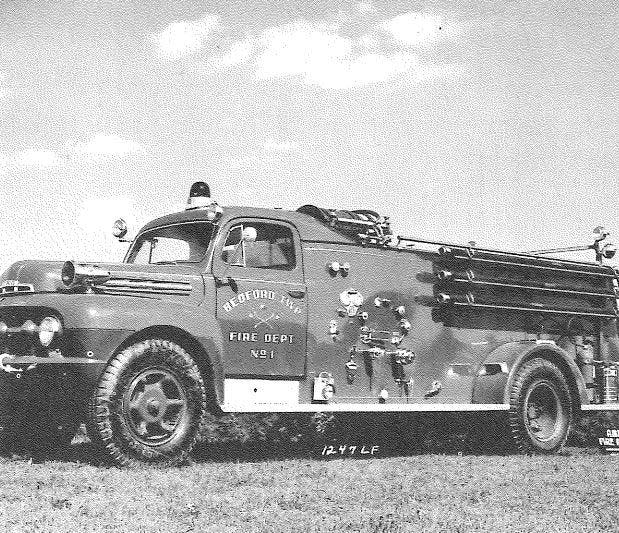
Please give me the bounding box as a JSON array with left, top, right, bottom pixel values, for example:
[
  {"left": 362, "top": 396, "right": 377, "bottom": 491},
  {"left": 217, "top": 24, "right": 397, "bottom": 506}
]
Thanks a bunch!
[
  {"left": 1, "top": 260, "right": 204, "bottom": 299},
  {"left": 1, "top": 260, "right": 65, "bottom": 293}
]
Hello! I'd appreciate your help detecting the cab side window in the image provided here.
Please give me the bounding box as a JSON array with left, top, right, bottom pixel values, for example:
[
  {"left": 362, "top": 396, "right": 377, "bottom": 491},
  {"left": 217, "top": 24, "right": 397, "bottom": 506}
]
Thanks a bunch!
[{"left": 221, "top": 223, "right": 296, "bottom": 270}]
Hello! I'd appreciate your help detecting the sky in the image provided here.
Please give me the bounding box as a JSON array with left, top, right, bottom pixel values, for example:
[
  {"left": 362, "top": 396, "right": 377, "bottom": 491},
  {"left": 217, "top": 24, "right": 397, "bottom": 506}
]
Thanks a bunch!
[{"left": 0, "top": 0, "right": 617, "bottom": 271}]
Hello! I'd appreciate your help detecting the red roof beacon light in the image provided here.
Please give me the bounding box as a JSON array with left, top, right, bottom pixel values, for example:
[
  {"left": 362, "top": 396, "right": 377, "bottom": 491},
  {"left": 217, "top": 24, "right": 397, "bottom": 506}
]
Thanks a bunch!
[
  {"left": 186, "top": 181, "right": 222, "bottom": 221},
  {"left": 186, "top": 181, "right": 212, "bottom": 210}
]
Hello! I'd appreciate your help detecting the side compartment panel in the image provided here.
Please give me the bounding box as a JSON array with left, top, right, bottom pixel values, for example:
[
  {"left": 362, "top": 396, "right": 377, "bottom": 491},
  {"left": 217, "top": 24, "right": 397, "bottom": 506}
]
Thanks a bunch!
[{"left": 301, "top": 245, "right": 522, "bottom": 406}]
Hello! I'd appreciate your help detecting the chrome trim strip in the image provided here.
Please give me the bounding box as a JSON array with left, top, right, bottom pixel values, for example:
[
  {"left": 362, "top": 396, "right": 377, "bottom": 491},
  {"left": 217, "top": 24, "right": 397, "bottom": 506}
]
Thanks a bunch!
[
  {"left": 303, "top": 247, "right": 383, "bottom": 257},
  {"left": 102, "top": 279, "right": 192, "bottom": 295},
  {"left": 0, "top": 355, "right": 104, "bottom": 365},
  {"left": 105, "top": 279, "right": 192, "bottom": 290},
  {"left": 102, "top": 289, "right": 189, "bottom": 296}
]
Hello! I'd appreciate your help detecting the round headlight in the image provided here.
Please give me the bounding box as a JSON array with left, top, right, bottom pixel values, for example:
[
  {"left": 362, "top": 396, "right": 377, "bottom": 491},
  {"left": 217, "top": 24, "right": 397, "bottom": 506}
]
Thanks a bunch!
[{"left": 39, "top": 316, "right": 62, "bottom": 346}]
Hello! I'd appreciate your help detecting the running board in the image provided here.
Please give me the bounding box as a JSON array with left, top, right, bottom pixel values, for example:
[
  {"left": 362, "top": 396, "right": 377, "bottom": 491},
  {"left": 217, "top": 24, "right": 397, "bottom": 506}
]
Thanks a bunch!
[{"left": 221, "top": 403, "right": 510, "bottom": 413}]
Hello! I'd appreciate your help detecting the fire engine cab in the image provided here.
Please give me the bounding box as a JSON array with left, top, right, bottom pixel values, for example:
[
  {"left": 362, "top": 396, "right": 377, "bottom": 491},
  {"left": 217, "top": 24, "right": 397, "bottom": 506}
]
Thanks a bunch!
[{"left": 0, "top": 182, "right": 618, "bottom": 465}]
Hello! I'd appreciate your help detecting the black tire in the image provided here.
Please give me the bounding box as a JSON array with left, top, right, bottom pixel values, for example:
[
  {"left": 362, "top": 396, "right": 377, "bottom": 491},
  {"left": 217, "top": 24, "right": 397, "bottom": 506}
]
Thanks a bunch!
[
  {"left": 88, "top": 339, "right": 208, "bottom": 466},
  {"left": 508, "top": 358, "right": 572, "bottom": 454}
]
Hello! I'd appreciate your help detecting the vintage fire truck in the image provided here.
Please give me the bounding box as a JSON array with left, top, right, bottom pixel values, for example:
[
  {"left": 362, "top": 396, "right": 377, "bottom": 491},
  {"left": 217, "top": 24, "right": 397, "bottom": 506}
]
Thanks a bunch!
[{"left": 0, "top": 182, "right": 618, "bottom": 465}]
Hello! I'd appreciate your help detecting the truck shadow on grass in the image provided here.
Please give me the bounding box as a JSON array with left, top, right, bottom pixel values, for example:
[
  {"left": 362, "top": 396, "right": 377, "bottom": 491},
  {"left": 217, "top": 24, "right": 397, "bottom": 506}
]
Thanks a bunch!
[
  {"left": 194, "top": 412, "right": 512, "bottom": 463},
  {"left": 6, "top": 411, "right": 608, "bottom": 466}
]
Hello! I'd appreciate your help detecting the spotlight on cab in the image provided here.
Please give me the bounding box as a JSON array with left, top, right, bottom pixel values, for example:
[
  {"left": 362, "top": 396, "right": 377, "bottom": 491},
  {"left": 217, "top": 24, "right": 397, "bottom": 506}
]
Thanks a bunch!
[
  {"left": 601, "top": 243, "right": 617, "bottom": 260},
  {"left": 593, "top": 226, "right": 610, "bottom": 243},
  {"left": 112, "top": 218, "right": 128, "bottom": 240}
]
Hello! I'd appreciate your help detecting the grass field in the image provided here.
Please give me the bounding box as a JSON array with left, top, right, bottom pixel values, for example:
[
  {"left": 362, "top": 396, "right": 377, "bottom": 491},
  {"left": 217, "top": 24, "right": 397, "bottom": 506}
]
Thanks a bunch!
[{"left": 0, "top": 441, "right": 617, "bottom": 533}]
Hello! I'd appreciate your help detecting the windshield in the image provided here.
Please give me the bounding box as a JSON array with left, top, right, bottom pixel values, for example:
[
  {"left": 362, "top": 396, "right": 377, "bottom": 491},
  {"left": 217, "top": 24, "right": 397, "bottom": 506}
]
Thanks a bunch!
[{"left": 126, "top": 222, "right": 213, "bottom": 265}]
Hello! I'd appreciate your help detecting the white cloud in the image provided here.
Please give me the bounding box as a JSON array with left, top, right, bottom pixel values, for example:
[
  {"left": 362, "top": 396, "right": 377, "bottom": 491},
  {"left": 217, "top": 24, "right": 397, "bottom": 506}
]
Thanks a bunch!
[
  {"left": 0, "top": 149, "right": 60, "bottom": 168},
  {"left": 218, "top": 38, "right": 254, "bottom": 66},
  {"left": 78, "top": 197, "right": 135, "bottom": 233},
  {"left": 0, "top": 135, "right": 144, "bottom": 170},
  {"left": 256, "top": 22, "right": 352, "bottom": 80},
  {"left": 71, "top": 134, "right": 145, "bottom": 156},
  {"left": 153, "top": 14, "right": 219, "bottom": 60},
  {"left": 383, "top": 12, "right": 445, "bottom": 47},
  {"left": 263, "top": 138, "right": 299, "bottom": 153},
  {"left": 254, "top": 21, "right": 436, "bottom": 89},
  {"left": 163, "top": 9, "right": 459, "bottom": 90},
  {"left": 18, "top": 149, "right": 59, "bottom": 166},
  {"left": 314, "top": 53, "right": 415, "bottom": 89},
  {"left": 358, "top": 34, "right": 378, "bottom": 50}
]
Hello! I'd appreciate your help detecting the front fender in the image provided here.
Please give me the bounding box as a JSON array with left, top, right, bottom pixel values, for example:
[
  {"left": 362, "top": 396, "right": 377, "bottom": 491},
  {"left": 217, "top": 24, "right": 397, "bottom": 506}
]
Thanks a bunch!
[
  {"left": 0, "top": 292, "right": 224, "bottom": 398},
  {"left": 472, "top": 341, "right": 587, "bottom": 407}
]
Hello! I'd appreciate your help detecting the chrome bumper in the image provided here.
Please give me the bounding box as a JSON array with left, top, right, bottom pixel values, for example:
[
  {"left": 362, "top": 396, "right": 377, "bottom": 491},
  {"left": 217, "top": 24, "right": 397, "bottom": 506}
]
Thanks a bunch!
[{"left": 0, "top": 353, "right": 105, "bottom": 374}]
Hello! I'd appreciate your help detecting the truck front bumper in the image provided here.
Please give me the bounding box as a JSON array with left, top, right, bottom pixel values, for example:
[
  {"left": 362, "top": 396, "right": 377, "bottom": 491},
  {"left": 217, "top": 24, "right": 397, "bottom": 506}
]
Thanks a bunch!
[
  {"left": 0, "top": 327, "right": 132, "bottom": 375},
  {"left": 0, "top": 353, "right": 105, "bottom": 375}
]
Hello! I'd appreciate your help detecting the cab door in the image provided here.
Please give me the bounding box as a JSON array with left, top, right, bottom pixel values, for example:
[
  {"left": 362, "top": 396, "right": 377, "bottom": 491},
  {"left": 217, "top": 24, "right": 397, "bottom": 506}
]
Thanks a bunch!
[{"left": 213, "top": 218, "right": 307, "bottom": 377}]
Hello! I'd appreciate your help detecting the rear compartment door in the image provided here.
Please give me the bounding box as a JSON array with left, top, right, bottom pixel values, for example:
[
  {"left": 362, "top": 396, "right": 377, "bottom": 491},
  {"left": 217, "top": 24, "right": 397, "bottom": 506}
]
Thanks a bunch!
[{"left": 213, "top": 218, "right": 307, "bottom": 377}]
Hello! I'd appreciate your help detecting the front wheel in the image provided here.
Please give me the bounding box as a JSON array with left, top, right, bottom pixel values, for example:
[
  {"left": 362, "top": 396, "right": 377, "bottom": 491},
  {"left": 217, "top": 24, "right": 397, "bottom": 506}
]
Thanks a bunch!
[
  {"left": 88, "top": 339, "right": 208, "bottom": 466},
  {"left": 508, "top": 358, "right": 572, "bottom": 453}
]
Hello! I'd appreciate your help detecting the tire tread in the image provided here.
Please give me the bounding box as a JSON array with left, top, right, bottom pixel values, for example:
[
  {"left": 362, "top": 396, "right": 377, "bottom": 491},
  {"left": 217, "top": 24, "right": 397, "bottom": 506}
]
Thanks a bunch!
[
  {"left": 508, "top": 358, "right": 572, "bottom": 454},
  {"left": 87, "top": 339, "right": 209, "bottom": 466}
]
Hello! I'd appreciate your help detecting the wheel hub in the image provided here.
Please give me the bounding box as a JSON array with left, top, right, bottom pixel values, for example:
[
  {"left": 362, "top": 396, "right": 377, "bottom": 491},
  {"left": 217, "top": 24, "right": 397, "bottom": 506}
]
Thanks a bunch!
[
  {"left": 146, "top": 398, "right": 162, "bottom": 416},
  {"left": 524, "top": 381, "right": 561, "bottom": 442},
  {"left": 123, "top": 368, "right": 188, "bottom": 445}
]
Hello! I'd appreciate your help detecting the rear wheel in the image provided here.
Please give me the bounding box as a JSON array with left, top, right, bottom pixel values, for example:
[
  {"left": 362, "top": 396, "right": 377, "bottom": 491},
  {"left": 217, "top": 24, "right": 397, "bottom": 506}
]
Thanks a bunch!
[
  {"left": 508, "top": 358, "right": 572, "bottom": 453},
  {"left": 88, "top": 339, "right": 208, "bottom": 466}
]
